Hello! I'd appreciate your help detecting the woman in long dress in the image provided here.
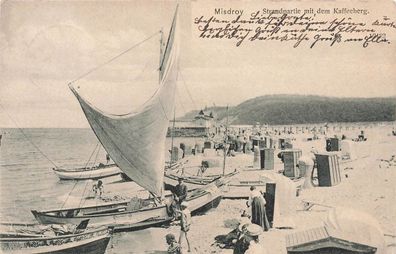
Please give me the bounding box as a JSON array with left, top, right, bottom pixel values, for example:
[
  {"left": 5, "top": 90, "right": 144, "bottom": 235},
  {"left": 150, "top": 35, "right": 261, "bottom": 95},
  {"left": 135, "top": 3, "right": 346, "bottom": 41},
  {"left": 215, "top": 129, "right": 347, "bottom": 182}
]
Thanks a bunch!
[{"left": 248, "top": 186, "right": 270, "bottom": 231}]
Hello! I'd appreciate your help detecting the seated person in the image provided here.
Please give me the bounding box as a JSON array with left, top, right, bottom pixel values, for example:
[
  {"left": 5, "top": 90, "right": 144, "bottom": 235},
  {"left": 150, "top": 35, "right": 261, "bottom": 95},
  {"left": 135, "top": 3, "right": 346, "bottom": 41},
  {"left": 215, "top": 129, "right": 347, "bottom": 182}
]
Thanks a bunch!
[
  {"left": 92, "top": 180, "right": 104, "bottom": 197},
  {"left": 174, "top": 178, "right": 187, "bottom": 205},
  {"left": 197, "top": 161, "right": 209, "bottom": 176}
]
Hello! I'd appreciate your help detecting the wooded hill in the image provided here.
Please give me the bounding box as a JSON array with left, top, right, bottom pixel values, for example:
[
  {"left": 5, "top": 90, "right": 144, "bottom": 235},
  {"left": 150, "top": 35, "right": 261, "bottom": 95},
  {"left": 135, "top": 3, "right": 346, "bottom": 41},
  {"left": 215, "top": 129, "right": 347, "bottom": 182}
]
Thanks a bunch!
[{"left": 180, "top": 95, "right": 396, "bottom": 125}]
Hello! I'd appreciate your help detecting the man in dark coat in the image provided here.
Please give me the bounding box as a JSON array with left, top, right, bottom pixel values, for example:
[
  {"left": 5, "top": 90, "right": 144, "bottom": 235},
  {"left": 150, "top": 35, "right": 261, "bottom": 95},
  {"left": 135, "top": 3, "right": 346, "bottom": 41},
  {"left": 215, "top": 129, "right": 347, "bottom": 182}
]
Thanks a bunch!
[{"left": 174, "top": 178, "right": 188, "bottom": 205}]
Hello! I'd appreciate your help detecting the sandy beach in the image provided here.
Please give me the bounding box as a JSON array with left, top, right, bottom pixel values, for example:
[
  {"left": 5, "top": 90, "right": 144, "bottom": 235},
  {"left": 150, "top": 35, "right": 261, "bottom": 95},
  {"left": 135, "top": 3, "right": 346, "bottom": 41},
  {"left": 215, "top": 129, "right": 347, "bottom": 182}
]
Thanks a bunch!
[{"left": 104, "top": 125, "right": 396, "bottom": 254}]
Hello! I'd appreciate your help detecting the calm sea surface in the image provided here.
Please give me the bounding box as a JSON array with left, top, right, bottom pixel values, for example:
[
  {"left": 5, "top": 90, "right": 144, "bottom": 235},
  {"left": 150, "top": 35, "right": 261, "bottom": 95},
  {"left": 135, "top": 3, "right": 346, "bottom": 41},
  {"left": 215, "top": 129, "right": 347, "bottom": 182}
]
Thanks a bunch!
[{"left": 0, "top": 128, "right": 106, "bottom": 220}]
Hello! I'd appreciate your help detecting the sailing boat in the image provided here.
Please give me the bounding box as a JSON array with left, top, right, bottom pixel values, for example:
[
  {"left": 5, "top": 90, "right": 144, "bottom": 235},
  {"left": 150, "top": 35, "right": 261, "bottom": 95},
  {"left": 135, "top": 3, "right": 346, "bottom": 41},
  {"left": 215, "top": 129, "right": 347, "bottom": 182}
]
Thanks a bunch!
[{"left": 31, "top": 6, "right": 222, "bottom": 232}]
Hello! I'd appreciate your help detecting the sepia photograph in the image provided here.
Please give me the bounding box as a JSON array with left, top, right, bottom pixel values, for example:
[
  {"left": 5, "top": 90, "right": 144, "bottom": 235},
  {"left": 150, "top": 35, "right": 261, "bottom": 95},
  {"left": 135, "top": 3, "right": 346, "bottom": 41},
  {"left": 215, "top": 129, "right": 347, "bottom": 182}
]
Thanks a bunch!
[{"left": 0, "top": 0, "right": 395, "bottom": 253}]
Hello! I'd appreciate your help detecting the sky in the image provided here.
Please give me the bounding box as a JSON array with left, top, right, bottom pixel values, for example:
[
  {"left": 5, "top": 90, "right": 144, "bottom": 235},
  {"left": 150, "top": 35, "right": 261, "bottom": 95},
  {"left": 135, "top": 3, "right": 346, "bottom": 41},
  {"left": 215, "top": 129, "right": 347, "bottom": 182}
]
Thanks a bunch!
[{"left": 1, "top": 0, "right": 396, "bottom": 128}]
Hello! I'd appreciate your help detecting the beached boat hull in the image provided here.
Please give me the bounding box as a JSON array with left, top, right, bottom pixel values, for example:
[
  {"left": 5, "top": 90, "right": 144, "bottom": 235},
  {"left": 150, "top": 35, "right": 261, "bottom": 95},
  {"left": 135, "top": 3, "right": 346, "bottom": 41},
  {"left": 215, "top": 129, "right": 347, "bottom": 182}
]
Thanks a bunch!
[
  {"left": 32, "top": 204, "right": 170, "bottom": 231},
  {"left": 32, "top": 188, "right": 222, "bottom": 232},
  {"left": 164, "top": 174, "right": 209, "bottom": 190},
  {"left": 53, "top": 164, "right": 122, "bottom": 180},
  {"left": 0, "top": 225, "right": 112, "bottom": 254},
  {"left": 221, "top": 171, "right": 274, "bottom": 199},
  {"left": 164, "top": 171, "right": 238, "bottom": 191},
  {"left": 221, "top": 182, "right": 267, "bottom": 199},
  {"left": 191, "top": 195, "right": 222, "bottom": 215}
]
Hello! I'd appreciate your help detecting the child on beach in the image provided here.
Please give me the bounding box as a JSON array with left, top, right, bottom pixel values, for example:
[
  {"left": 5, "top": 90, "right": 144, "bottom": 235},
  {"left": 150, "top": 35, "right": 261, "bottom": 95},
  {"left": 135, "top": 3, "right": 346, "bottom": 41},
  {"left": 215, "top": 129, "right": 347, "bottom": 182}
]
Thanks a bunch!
[
  {"left": 166, "top": 233, "right": 181, "bottom": 254},
  {"left": 92, "top": 180, "right": 104, "bottom": 197},
  {"left": 178, "top": 202, "right": 191, "bottom": 252}
]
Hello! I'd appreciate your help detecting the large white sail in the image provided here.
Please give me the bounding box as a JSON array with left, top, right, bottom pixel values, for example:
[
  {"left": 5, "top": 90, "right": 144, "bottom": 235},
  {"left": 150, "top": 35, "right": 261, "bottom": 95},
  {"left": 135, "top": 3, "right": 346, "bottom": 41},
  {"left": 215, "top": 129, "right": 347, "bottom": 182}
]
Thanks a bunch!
[{"left": 69, "top": 8, "right": 179, "bottom": 196}]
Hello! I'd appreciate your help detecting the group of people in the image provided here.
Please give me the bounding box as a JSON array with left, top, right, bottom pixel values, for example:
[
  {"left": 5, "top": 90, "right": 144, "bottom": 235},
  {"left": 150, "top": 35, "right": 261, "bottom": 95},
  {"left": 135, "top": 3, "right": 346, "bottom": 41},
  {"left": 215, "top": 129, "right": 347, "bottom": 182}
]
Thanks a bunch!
[
  {"left": 165, "top": 179, "right": 271, "bottom": 253},
  {"left": 226, "top": 135, "right": 249, "bottom": 156},
  {"left": 231, "top": 186, "right": 270, "bottom": 253},
  {"left": 233, "top": 222, "right": 266, "bottom": 254}
]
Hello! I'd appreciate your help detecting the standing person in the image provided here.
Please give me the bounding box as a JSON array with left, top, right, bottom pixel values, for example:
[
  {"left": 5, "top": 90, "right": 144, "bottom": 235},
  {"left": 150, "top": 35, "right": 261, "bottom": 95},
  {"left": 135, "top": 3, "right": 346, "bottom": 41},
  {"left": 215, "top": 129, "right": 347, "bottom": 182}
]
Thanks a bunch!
[
  {"left": 247, "top": 186, "right": 270, "bottom": 231},
  {"left": 227, "top": 142, "right": 235, "bottom": 156},
  {"left": 242, "top": 137, "right": 247, "bottom": 154},
  {"left": 179, "top": 143, "right": 186, "bottom": 159},
  {"left": 106, "top": 153, "right": 110, "bottom": 164},
  {"left": 165, "top": 233, "right": 182, "bottom": 254},
  {"left": 178, "top": 202, "right": 191, "bottom": 252},
  {"left": 310, "top": 147, "right": 318, "bottom": 168},
  {"left": 235, "top": 136, "right": 240, "bottom": 152},
  {"left": 174, "top": 178, "right": 188, "bottom": 206}
]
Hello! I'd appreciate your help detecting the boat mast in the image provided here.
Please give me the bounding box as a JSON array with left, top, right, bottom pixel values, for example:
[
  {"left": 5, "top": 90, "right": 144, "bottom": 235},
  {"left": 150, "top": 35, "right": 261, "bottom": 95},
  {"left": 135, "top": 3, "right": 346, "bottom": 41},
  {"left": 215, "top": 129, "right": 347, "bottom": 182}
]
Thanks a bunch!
[
  {"left": 170, "top": 109, "right": 176, "bottom": 164},
  {"left": 159, "top": 28, "right": 164, "bottom": 83},
  {"left": 158, "top": 27, "right": 177, "bottom": 165},
  {"left": 222, "top": 105, "right": 229, "bottom": 176}
]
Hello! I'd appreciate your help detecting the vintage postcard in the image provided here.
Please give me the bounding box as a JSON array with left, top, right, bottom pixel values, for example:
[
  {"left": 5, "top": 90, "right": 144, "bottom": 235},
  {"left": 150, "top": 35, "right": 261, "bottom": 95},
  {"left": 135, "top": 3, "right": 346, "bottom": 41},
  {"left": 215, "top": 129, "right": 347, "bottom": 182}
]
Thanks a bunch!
[{"left": 0, "top": 0, "right": 395, "bottom": 253}]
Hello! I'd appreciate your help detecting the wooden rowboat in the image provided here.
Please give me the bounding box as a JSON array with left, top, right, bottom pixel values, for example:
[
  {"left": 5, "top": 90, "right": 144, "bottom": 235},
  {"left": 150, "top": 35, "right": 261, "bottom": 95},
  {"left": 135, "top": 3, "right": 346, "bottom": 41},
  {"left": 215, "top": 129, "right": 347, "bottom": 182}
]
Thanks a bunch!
[
  {"left": 52, "top": 164, "right": 122, "bottom": 180},
  {"left": 32, "top": 186, "right": 222, "bottom": 232},
  {"left": 0, "top": 223, "right": 113, "bottom": 254},
  {"left": 164, "top": 170, "right": 238, "bottom": 190}
]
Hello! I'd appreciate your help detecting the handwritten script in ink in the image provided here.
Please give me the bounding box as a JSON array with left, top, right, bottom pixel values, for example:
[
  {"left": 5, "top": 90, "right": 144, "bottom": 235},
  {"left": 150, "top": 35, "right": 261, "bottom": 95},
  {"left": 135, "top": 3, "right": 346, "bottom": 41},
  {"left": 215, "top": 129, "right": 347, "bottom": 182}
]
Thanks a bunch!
[{"left": 193, "top": 8, "right": 396, "bottom": 48}]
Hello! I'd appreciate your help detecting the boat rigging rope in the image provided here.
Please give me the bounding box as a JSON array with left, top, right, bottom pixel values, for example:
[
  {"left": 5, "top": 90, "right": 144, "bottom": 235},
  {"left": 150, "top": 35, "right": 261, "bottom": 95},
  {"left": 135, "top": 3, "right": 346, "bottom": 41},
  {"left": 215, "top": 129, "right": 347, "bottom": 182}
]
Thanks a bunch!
[
  {"left": 158, "top": 97, "right": 171, "bottom": 121},
  {"left": 176, "top": 71, "right": 205, "bottom": 148},
  {"left": 84, "top": 142, "right": 100, "bottom": 169},
  {"left": 91, "top": 143, "right": 101, "bottom": 168},
  {"left": 175, "top": 85, "right": 188, "bottom": 116},
  {"left": 69, "top": 30, "right": 161, "bottom": 84},
  {"left": 0, "top": 100, "right": 59, "bottom": 169},
  {"left": 60, "top": 142, "right": 101, "bottom": 209},
  {"left": 78, "top": 143, "right": 102, "bottom": 208},
  {"left": 77, "top": 181, "right": 90, "bottom": 208},
  {"left": 179, "top": 71, "right": 198, "bottom": 111}
]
